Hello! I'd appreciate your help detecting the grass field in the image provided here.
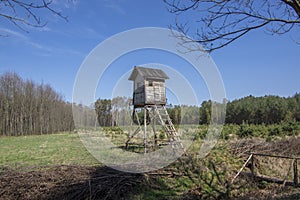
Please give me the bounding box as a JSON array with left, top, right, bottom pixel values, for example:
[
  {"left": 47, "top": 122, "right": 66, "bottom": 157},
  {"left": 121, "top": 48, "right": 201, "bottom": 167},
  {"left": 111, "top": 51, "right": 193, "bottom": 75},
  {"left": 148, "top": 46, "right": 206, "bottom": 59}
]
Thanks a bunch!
[
  {"left": 1, "top": 122, "right": 299, "bottom": 168},
  {"left": 0, "top": 129, "right": 299, "bottom": 199},
  {"left": 0, "top": 132, "right": 99, "bottom": 168}
]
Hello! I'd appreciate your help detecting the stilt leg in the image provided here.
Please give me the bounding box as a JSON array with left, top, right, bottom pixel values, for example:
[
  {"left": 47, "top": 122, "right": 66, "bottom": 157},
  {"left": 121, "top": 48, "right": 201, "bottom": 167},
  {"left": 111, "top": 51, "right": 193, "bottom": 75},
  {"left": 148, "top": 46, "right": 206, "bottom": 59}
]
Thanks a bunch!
[
  {"left": 152, "top": 108, "right": 157, "bottom": 146},
  {"left": 144, "top": 107, "right": 147, "bottom": 154}
]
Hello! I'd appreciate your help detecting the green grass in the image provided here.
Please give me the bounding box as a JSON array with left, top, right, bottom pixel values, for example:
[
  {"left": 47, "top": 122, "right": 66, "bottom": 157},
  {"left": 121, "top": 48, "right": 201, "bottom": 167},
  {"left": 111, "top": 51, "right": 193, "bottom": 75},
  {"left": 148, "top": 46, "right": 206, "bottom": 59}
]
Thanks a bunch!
[{"left": 0, "top": 132, "right": 100, "bottom": 168}]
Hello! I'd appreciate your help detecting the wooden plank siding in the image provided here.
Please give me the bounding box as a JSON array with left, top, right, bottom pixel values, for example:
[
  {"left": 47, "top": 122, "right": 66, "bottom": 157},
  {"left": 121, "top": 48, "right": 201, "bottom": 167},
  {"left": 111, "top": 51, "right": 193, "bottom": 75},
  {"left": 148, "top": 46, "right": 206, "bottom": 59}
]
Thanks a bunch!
[
  {"left": 129, "top": 66, "right": 169, "bottom": 107},
  {"left": 145, "top": 80, "right": 166, "bottom": 105}
]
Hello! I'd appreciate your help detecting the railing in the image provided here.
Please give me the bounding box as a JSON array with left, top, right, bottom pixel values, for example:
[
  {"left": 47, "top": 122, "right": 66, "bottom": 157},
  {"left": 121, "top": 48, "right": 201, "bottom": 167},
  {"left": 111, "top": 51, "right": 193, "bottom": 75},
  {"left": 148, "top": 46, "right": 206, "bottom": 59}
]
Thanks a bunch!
[{"left": 232, "top": 153, "right": 299, "bottom": 186}]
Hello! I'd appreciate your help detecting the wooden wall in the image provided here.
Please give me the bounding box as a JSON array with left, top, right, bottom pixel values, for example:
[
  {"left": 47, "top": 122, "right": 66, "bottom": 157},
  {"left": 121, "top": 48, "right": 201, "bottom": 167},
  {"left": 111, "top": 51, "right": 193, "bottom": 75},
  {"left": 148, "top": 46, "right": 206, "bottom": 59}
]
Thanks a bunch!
[
  {"left": 133, "top": 75, "right": 166, "bottom": 107},
  {"left": 145, "top": 80, "right": 166, "bottom": 105}
]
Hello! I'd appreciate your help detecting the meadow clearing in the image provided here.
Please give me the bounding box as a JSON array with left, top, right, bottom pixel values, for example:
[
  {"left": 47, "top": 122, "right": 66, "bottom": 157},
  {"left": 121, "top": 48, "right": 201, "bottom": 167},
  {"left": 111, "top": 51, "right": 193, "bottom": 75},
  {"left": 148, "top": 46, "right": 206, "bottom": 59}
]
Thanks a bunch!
[{"left": 1, "top": 124, "right": 300, "bottom": 199}]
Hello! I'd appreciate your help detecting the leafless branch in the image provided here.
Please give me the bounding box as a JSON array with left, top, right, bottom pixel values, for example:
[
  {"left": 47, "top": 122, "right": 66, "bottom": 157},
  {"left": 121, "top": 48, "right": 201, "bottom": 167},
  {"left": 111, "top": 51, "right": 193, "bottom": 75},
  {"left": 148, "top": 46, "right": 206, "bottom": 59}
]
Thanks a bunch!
[
  {"left": 0, "top": 0, "right": 70, "bottom": 33},
  {"left": 165, "top": 0, "right": 300, "bottom": 52}
]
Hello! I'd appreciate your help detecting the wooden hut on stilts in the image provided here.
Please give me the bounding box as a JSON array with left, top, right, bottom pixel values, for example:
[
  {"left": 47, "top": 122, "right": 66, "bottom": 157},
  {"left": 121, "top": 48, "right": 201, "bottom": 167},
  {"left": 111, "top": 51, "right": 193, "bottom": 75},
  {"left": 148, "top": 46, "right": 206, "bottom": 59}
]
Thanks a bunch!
[{"left": 126, "top": 66, "right": 182, "bottom": 153}]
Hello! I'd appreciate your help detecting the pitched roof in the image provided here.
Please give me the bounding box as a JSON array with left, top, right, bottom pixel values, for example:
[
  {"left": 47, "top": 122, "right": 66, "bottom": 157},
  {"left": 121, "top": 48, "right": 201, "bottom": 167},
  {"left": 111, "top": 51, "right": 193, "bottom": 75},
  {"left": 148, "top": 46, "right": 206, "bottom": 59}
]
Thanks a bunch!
[{"left": 128, "top": 66, "right": 169, "bottom": 81}]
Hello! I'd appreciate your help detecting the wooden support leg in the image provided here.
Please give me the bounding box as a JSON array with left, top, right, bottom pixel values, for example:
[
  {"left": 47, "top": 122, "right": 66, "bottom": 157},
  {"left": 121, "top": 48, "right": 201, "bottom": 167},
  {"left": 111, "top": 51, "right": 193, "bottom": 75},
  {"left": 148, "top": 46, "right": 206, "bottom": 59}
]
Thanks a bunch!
[
  {"left": 251, "top": 155, "right": 255, "bottom": 178},
  {"left": 152, "top": 109, "right": 157, "bottom": 146},
  {"left": 144, "top": 107, "right": 147, "bottom": 154},
  {"left": 294, "top": 159, "right": 298, "bottom": 186}
]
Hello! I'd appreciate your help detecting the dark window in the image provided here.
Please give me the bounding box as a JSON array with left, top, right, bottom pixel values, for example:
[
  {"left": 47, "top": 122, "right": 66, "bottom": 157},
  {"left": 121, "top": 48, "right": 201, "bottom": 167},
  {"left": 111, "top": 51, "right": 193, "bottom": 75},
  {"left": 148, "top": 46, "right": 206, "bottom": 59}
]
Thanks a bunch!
[{"left": 148, "top": 81, "right": 153, "bottom": 86}]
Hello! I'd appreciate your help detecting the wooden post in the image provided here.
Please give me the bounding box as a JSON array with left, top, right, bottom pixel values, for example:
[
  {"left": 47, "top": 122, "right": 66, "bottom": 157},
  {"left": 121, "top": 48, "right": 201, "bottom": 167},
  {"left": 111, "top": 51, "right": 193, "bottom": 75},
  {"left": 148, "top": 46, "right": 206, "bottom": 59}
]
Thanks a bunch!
[
  {"left": 128, "top": 108, "right": 134, "bottom": 142},
  {"left": 251, "top": 154, "right": 255, "bottom": 177},
  {"left": 294, "top": 159, "right": 298, "bottom": 186},
  {"left": 231, "top": 154, "right": 253, "bottom": 184},
  {"left": 152, "top": 108, "right": 157, "bottom": 146},
  {"left": 143, "top": 107, "right": 147, "bottom": 154}
]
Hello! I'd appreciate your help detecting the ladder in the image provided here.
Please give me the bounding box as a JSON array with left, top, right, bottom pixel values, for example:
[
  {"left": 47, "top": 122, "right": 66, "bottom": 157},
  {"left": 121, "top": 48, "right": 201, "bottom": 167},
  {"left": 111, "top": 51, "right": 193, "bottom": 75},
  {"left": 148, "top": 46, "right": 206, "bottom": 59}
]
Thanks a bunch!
[
  {"left": 152, "top": 105, "right": 183, "bottom": 150},
  {"left": 125, "top": 105, "right": 184, "bottom": 153}
]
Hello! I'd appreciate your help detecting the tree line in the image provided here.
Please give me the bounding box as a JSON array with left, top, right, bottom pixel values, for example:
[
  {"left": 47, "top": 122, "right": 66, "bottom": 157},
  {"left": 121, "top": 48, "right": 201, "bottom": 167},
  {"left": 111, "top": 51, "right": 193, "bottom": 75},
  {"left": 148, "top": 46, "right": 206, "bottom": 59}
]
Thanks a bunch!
[
  {"left": 199, "top": 94, "right": 300, "bottom": 125},
  {"left": 3, "top": 76, "right": 298, "bottom": 135},
  {"left": 0, "top": 72, "right": 74, "bottom": 136},
  {"left": 95, "top": 98, "right": 202, "bottom": 126},
  {"left": 95, "top": 94, "right": 300, "bottom": 127},
  {"left": 225, "top": 94, "right": 300, "bottom": 124},
  {"left": 95, "top": 97, "right": 132, "bottom": 127}
]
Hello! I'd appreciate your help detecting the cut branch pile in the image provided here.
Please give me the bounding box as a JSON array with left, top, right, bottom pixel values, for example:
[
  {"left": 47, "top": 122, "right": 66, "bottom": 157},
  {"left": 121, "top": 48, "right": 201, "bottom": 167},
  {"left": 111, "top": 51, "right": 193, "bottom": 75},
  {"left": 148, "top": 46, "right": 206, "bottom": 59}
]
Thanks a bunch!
[{"left": 0, "top": 165, "right": 146, "bottom": 200}]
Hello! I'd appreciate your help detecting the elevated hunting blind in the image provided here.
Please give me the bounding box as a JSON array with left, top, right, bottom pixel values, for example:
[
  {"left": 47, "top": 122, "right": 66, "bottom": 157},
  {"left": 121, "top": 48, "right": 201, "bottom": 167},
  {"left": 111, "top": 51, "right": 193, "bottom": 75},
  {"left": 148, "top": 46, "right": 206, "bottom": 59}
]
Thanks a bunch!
[
  {"left": 126, "top": 66, "right": 183, "bottom": 154},
  {"left": 128, "top": 66, "right": 169, "bottom": 108}
]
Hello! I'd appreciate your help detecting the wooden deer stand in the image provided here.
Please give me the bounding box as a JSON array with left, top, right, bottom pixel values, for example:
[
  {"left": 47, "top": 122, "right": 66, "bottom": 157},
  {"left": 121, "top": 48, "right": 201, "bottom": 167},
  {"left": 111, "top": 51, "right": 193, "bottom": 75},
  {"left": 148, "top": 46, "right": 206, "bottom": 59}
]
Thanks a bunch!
[{"left": 126, "top": 66, "right": 182, "bottom": 153}]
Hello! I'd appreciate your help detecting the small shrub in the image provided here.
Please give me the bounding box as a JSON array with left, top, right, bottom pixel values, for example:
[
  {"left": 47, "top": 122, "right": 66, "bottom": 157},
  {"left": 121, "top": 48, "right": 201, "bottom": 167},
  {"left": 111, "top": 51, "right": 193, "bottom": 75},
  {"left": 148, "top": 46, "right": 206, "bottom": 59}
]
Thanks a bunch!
[
  {"left": 257, "top": 124, "right": 269, "bottom": 137},
  {"left": 159, "top": 131, "right": 166, "bottom": 140},
  {"left": 268, "top": 125, "right": 282, "bottom": 136},
  {"left": 196, "top": 129, "right": 207, "bottom": 140},
  {"left": 220, "top": 130, "right": 230, "bottom": 140},
  {"left": 220, "top": 125, "right": 233, "bottom": 140},
  {"left": 237, "top": 123, "right": 254, "bottom": 138},
  {"left": 110, "top": 126, "right": 123, "bottom": 134},
  {"left": 280, "top": 121, "right": 298, "bottom": 136}
]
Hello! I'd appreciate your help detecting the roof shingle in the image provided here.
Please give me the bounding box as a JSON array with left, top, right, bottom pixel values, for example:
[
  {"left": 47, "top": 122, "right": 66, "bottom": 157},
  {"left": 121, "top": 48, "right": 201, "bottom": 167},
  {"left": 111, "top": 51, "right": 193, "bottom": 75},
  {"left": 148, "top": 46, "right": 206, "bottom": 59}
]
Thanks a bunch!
[{"left": 128, "top": 66, "right": 169, "bottom": 81}]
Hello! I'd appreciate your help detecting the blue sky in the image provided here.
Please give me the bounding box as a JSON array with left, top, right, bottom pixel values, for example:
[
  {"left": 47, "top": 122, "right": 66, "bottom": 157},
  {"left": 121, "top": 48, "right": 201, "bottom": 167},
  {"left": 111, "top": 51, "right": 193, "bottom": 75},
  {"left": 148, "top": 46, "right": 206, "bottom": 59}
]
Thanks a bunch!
[{"left": 0, "top": 0, "right": 299, "bottom": 105}]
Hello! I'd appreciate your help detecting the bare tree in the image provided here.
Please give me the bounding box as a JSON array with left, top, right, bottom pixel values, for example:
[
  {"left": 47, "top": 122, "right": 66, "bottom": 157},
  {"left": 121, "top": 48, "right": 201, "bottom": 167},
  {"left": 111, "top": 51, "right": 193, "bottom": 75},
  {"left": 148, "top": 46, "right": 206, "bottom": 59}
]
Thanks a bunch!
[
  {"left": 0, "top": 0, "right": 71, "bottom": 33},
  {"left": 164, "top": 0, "right": 300, "bottom": 52},
  {"left": 0, "top": 72, "right": 74, "bottom": 136}
]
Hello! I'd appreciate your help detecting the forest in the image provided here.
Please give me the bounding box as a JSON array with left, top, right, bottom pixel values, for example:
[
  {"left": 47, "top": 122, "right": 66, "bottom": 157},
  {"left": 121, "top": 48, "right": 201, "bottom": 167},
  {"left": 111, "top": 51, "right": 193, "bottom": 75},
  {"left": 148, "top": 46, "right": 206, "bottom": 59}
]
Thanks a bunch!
[
  {"left": 95, "top": 94, "right": 300, "bottom": 127},
  {"left": 0, "top": 72, "right": 74, "bottom": 136},
  {"left": 1, "top": 71, "right": 299, "bottom": 136}
]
